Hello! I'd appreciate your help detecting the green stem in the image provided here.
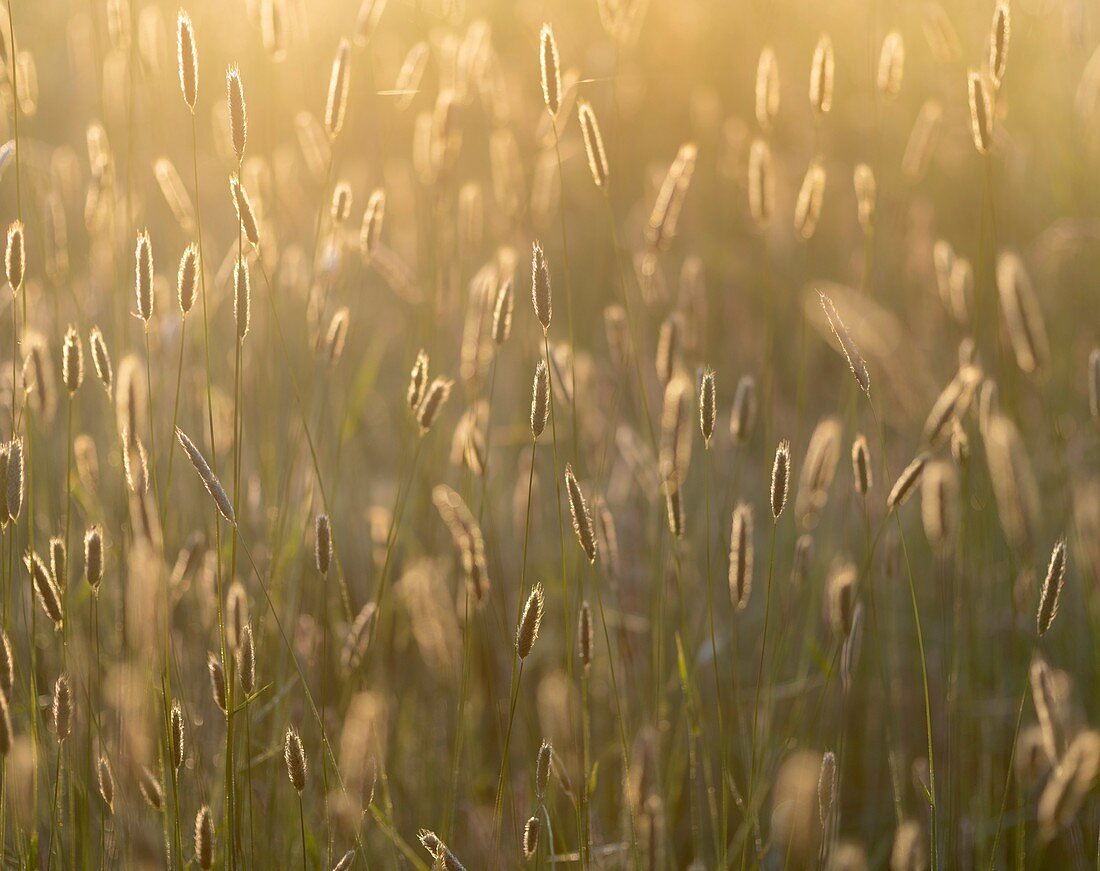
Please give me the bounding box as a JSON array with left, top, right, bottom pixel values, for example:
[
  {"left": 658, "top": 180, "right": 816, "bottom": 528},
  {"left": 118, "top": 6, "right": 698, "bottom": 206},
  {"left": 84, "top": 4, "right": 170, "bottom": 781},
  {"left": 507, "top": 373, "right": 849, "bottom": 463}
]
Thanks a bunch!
[{"left": 744, "top": 521, "right": 778, "bottom": 868}]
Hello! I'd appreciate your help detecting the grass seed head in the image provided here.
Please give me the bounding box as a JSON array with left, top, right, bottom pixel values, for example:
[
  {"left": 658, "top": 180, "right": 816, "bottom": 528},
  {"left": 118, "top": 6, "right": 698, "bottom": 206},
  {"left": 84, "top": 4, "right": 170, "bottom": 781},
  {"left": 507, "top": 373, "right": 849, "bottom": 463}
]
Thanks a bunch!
[
  {"left": 177, "top": 10, "right": 198, "bottom": 110},
  {"left": 285, "top": 726, "right": 308, "bottom": 792}
]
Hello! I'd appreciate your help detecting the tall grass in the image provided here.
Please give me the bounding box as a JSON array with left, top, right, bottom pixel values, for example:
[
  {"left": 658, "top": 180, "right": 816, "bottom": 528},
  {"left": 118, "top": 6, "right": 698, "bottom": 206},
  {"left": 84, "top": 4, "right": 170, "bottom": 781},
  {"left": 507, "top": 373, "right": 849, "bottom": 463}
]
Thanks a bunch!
[{"left": 0, "top": 1, "right": 1096, "bottom": 868}]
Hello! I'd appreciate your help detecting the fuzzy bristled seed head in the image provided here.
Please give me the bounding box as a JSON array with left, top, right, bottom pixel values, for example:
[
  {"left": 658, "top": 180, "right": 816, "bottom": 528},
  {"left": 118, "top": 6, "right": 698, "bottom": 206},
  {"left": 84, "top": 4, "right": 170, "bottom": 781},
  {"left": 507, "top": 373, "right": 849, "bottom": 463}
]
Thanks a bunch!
[
  {"left": 699, "top": 367, "right": 716, "bottom": 447},
  {"left": 237, "top": 623, "right": 256, "bottom": 694},
  {"left": 1037, "top": 538, "right": 1067, "bottom": 637},
  {"left": 665, "top": 481, "right": 685, "bottom": 538},
  {"left": 432, "top": 484, "right": 491, "bottom": 603},
  {"left": 177, "top": 428, "right": 235, "bottom": 524},
  {"left": 539, "top": 24, "right": 561, "bottom": 117},
  {"left": 755, "top": 46, "right": 779, "bottom": 130},
  {"left": 195, "top": 805, "right": 215, "bottom": 869},
  {"left": 887, "top": 453, "right": 928, "bottom": 511},
  {"left": 230, "top": 176, "right": 260, "bottom": 249},
  {"left": 233, "top": 257, "right": 250, "bottom": 341},
  {"left": 565, "top": 464, "right": 598, "bottom": 563},
  {"left": 177, "top": 243, "right": 199, "bottom": 315},
  {"left": 333, "top": 850, "right": 356, "bottom": 871},
  {"left": 1038, "top": 730, "right": 1100, "bottom": 841},
  {"left": 853, "top": 164, "right": 876, "bottom": 234},
  {"left": 354, "top": 0, "right": 385, "bottom": 46},
  {"left": 826, "top": 562, "right": 858, "bottom": 637},
  {"left": 225, "top": 581, "right": 249, "bottom": 653},
  {"left": 227, "top": 64, "right": 247, "bottom": 163},
  {"left": 139, "top": 764, "right": 163, "bottom": 810},
  {"left": 989, "top": 0, "right": 1011, "bottom": 89},
  {"left": 531, "top": 241, "right": 552, "bottom": 332},
  {"left": 748, "top": 138, "right": 773, "bottom": 229},
  {"left": 49, "top": 536, "right": 66, "bottom": 589},
  {"left": 809, "top": 34, "right": 834, "bottom": 116},
  {"left": 27, "top": 551, "right": 63, "bottom": 630},
  {"left": 416, "top": 377, "right": 453, "bottom": 434},
  {"left": 819, "top": 291, "right": 870, "bottom": 395},
  {"left": 523, "top": 815, "right": 540, "bottom": 860},
  {"left": 578, "top": 600, "right": 593, "bottom": 669},
  {"left": 996, "top": 251, "right": 1050, "bottom": 378},
  {"left": 208, "top": 652, "right": 227, "bottom": 714},
  {"left": 52, "top": 674, "right": 73, "bottom": 742},
  {"left": 23, "top": 334, "right": 57, "bottom": 425},
  {"left": 177, "top": 10, "right": 198, "bottom": 111},
  {"left": 285, "top": 726, "right": 308, "bottom": 792},
  {"left": 89, "top": 327, "right": 113, "bottom": 395},
  {"left": 851, "top": 434, "right": 872, "bottom": 496},
  {"left": 260, "top": 0, "right": 288, "bottom": 62},
  {"left": 659, "top": 377, "right": 692, "bottom": 487},
  {"left": 921, "top": 366, "right": 982, "bottom": 447},
  {"left": 729, "top": 375, "right": 757, "bottom": 444},
  {"left": 170, "top": 700, "right": 185, "bottom": 770},
  {"left": 492, "top": 277, "right": 514, "bottom": 346},
  {"left": 819, "top": 751, "right": 838, "bottom": 827},
  {"left": 324, "top": 39, "right": 351, "bottom": 139},
  {"left": 6, "top": 220, "right": 24, "bottom": 291},
  {"left": 62, "top": 325, "right": 83, "bottom": 394},
  {"left": 360, "top": 189, "right": 385, "bottom": 263},
  {"left": 794, "top": 159, "right": 826, "bottom": 240},
  {"left": 340, "top": 602, "right": 376, "bottom": 677},
  {"left": 530, "top": 360, "right": 549, "bottom": 441},
  {"left": 315, "top": 513, "right": 332, "bottom": 576},
  {"left": 417, "top": 830, "right": 467, "bottom": 871},
  {"left": 968, "top": 71, "right": 993, "bottom": 155},
  {"left": 135, "top": 229, "right": 153, "bottom": 323},
  {"left": 728, "top": 502, "right": 754, "bottom": 610},
  {"left": 331, "top": 181, "right": 352, "bottom": 224},
  {"left": 920, "top": 460, "right": 959, "bottom": 555},
  {"left": 516, "top": 582, "right": 545, "bottom": 659},
  {"left": 578, "top": 100, "right": 609, "bottom": 187},
  {"left": 122, "top": 428, "right": 149, "bottom": 494},
  {"left": 770, "top": 440, "right": 791, "bottom": 521},
  {"left": 655, "top": 314, "right": 681, "bottom": 387},
  {"left": 877, "top": 30, "right": 904, "bottom": 98},
  {"left": 97, "top": 754, "right": 114, "bottom": 812},
  {"left": 326, "top": 308, "right": 349, "bottom": 366},
  {"left": 646, "top": 143, "right": 697, "bottom": 252},
  {"left": 7, "top": 438, "right": 23, "bottom": 524},
  {"left": 536, "top": 739, "right": 553, "bottom": 799},
  {"left": 407, "top": 349, "right": 429, "bottom": 411}
]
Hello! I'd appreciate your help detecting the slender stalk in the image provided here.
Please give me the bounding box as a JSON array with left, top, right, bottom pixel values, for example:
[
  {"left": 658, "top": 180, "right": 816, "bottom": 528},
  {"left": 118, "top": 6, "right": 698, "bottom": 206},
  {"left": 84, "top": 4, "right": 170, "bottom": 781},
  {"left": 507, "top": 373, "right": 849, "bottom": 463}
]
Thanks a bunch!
[
  {"left": 590, "top": 560, "right": 637, "bottom": 862},
  {"left": 580, "top": 667, "right": 591, "bottom": 869},
  {"left": 870, "top": 401, "right": 938, "bottom": 868},
  {"left": 744, "top": 520, "right": 778, "bottom": 868},
  {"left": 162, "top": 317, "right": 188, "bottom": 516},
  {"left": 298, "top": 792, "right": 307, "bottom": 871},
  {"left": 542, "top": 334, "right": 572, "bottom": 678},
  {"left": 45, "top": 749, "right": 63, "bottom": 871},
  {"left": 244, "top": 706, "right": 255, "bottom": 868},
  {"left": 549, "top": 118, "right": 579, "bottom": 461},
  {"left": 443, "top": 590, "right": 474, "bottom": 841},
  {"left": 988, "top": 661, "right": 1033, "bottom": 868},
  {"left": 144, "top": 330, "right": 163, "bottom": 515},
  {"left": 703, "top": 449, "right": 727, "bottom": 868},
  {"left": 542, "top": 802, "right": 556, "bottom": 870},
  {"left": 492, "top": 659, "right": 525, "bottom": 853},
  {"left": 319, "top": 562, "right": 331, "bottom": 862}
]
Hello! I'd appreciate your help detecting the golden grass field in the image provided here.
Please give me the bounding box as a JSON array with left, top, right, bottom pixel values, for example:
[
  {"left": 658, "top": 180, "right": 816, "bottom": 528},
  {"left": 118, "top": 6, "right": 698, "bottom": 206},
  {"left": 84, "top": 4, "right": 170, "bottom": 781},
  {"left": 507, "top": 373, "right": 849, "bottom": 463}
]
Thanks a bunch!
[{"left": 0, "top": 0, "right": 1095, "bottom": 867}]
